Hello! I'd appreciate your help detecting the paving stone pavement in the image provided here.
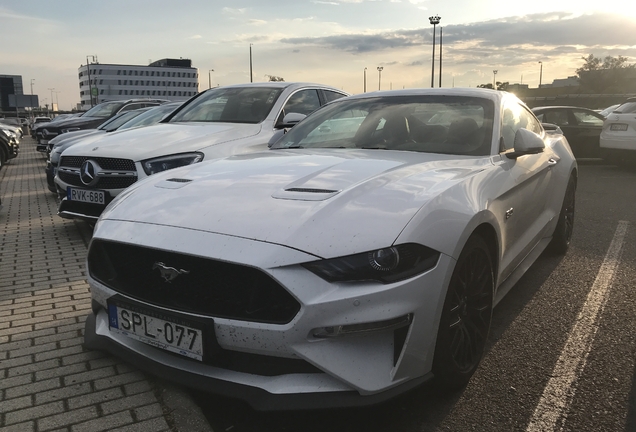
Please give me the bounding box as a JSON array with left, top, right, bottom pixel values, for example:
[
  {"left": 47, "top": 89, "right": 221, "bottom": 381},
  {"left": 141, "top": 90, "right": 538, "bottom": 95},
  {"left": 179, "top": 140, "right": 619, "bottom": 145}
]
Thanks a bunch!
[{"left": 0, "top": 137, "right": 213, "bottom": 432}]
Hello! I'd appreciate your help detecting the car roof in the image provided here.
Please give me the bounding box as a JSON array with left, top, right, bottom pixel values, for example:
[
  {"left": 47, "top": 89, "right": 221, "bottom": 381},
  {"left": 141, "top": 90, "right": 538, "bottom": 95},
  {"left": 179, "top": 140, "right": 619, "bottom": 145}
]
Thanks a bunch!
[
  {"left": 215, "top": 82, "right": 347, "bottom": 92},
  {"left": 336, "top": 87, "right": 505, "bottom": 104},
  {"left": 532, "top": 106, "right": 596, "bottom": 111}
]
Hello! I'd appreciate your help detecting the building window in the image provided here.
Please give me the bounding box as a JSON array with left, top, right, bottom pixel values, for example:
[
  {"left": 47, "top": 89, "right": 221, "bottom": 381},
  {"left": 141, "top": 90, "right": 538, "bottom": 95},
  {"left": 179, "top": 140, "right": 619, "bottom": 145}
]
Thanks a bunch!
[
  {"left": 152, "top": 90, "right": 156, "bottom": 95},
  {"left": 136, "top": 90, "right": 139, "bottom": 95},
  {"left": 172, "top": 72, "right": 176, "bottom": 77},
  {"left": 124, "top": 90, "right": 128, "bottom": 95},
  {"left": 100, "top": 80, "right": 103, "bottom": 84},
  {"left": 151, "top": 71, "right": 155, "bottom": 76},
  {"left": 100, "top": 89, "right": 104, "bottom": 94},
  {"left": 117, "top": 70, "right": 121, "bottom": 75},
  {"left": 119, "top": 90, "right": 122, "bottom": 95},
  {"left": 162, "top": 72, "right": 165, "bottom": 77}
]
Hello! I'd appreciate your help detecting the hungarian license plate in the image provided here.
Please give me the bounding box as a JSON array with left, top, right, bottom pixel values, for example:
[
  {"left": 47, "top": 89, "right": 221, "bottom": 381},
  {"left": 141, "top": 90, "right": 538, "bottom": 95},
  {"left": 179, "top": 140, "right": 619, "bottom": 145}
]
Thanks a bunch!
[
  {"left": 610, "top": 124, "right": 628, "bottom": 131},
  {"left": 67, "top": 187, "right": 105, "bottom": 204},
  {"left": 108, "top": 301, "right": 204, "bottom": 361}
]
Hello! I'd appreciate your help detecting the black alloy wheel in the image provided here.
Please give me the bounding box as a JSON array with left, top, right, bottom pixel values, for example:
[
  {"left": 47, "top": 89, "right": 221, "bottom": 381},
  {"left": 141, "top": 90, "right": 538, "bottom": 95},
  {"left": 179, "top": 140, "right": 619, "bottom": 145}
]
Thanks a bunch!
[
  {"left": 432, "top": 234, "right": 494, "bottom": 390},
  {"left": 547, "top": 175, "right": 576, "bottom": 255}
]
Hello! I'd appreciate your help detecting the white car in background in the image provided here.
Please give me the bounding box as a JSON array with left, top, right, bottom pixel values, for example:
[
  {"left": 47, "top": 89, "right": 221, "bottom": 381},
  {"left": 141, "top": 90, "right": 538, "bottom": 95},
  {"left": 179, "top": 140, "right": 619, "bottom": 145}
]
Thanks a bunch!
[
  {"left": 54, "top": 82, "right": 348, "bottom": 221},
  {"left": 600, "top": 98, "right": 636, "bottom": 166},
  {"left": 83, "top": 88, "right": 577, "bottom": 409}
]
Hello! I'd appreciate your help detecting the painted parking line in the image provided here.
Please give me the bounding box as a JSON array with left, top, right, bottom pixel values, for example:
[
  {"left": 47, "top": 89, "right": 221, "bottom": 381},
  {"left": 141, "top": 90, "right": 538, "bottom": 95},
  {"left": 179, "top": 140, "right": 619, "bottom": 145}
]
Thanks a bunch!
[{"left": 526, "top": 220, "right": 629, "bottom": 432}]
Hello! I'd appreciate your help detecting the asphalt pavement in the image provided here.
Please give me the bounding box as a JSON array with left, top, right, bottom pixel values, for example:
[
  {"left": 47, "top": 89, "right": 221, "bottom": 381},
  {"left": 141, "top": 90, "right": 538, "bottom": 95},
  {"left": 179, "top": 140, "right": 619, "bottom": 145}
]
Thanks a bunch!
[{"left": 0, "top": 137, "right": 213, "bottom": 432}]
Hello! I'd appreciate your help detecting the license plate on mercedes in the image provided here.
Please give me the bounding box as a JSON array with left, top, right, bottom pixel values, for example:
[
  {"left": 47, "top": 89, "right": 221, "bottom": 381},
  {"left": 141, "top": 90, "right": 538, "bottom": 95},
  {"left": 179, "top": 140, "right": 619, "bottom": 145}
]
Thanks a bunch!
[
  {"left": 107, "top": 303, "right": 204, "bottom": 361},
  {"left": 67, "top": 187, "right": 106, "bottom": 204}
]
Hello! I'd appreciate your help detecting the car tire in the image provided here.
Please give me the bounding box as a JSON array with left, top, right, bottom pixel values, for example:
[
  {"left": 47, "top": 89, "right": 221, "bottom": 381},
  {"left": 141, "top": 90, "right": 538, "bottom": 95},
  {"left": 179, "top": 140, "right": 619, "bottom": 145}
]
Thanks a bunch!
[
  {"left": 432, "top": 234, "right": 494, "bottom": 390},
  {"left": 547, "top": 175, "right": 576, "bottom": 255}
]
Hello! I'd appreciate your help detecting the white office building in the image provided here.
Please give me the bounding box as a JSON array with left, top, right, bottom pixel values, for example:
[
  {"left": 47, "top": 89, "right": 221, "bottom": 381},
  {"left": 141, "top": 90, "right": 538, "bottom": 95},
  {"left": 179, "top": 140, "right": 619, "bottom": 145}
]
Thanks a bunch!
[{"left": 78, "top": 58, "right": 199, "bottom": 108}]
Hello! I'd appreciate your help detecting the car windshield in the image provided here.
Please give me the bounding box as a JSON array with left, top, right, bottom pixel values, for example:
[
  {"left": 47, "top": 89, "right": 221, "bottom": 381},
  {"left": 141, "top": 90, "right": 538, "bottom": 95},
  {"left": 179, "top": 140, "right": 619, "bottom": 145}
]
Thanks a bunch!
[
  {"left": 99, "top": 109, "right": 150, "bottom": 132},
  {"left": 614, "top": 102, "right": 636, "bottom": 114},
  {"left": 119, "top": 103, "right": 181, "bottom": 130},
  {"left": 170, "top": 86, "right": 283, "bottom": 124},
  {"left": 272, "top": 95, "right": 495, "bottom": 156},
  {"left": 83, "top": 101, "right": 124, "bottom": 118}
]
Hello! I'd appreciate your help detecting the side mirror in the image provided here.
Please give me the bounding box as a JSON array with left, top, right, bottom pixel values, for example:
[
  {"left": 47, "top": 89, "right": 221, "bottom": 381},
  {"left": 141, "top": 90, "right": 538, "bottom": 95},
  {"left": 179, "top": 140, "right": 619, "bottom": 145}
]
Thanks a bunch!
[
  {"left": 506, "top": 128, "right": 545, "bottom": 159},
  {"left": 277, "top": 112, "right": 306, "bottom": 129},
  {"left": 541, "top": 122, "right": 563, "bottom": 135}
]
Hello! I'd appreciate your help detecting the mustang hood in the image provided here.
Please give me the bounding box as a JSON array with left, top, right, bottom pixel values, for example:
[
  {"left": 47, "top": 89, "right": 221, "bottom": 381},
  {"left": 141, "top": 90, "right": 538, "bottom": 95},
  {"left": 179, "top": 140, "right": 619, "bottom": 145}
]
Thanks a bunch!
[
  {"left": 102, "top": 150, "right": 488, "bottom": 258},
  {"left": 62, "top": 122, "right": 262, "bottom": 161}
]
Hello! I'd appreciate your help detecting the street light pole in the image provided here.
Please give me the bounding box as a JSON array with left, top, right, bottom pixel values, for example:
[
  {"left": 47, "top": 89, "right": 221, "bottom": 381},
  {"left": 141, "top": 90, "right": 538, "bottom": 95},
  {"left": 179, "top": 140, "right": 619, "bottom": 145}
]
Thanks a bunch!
[
  {"left": 538, "top": 61, "right": 543, "bottom": 88},
  {"left": 429, "top": 15, "right": 440, "bottom": 88},
  {"left": 249, "top": 44, "right": 253, "bottom": 83},
  {"left": 30, "top": 79, "right": 35, "bottom": 95},
  {"left": 208, "top": 69, "right": 214, "bottom": 89},
  {"left": 363, "top": 67, "right": 367, "bottom": 93},
  {"left": 377, "top": 66, "right": 383, "bottom": 91},
  {"left": 439, "top": 27, "right": 443, "bottom": 88},
  {"left": 493, "top": 70, "right": 498, "bottom": 89}
]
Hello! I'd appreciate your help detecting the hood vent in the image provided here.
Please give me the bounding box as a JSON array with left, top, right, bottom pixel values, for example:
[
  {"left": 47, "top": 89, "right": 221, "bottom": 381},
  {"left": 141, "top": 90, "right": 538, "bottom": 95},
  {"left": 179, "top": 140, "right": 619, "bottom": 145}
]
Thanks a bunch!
[
  {"left": 285, "top": 187, "right": 339, "bottom": 194},
  {"left": 155, "top": 178, "right": 193, "bottom": 189},
  {"left": 272, "top": 187, "right": 341, "bottom": 201}
]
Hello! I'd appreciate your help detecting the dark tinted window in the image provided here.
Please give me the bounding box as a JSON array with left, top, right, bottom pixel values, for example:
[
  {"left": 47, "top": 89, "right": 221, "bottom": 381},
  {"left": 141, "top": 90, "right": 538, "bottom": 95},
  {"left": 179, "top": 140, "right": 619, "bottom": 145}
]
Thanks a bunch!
[{"left": 324, "top": 90, "right": 347, "bottom": 103}]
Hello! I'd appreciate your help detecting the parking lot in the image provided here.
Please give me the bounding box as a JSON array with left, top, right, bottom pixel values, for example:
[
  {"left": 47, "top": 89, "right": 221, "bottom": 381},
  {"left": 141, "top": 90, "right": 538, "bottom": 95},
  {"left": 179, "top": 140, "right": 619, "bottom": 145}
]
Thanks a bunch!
[
  {"left": 0, "top": 138, "right": 211, "bottom": 432},
  {"left": 2, "top": 137, "right": 636, "bottom": 432}
]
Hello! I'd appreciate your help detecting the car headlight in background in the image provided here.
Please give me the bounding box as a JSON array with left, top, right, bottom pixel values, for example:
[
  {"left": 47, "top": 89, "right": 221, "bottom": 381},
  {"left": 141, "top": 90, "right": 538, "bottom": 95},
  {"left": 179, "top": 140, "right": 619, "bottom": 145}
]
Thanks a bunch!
[
  {"left": 141, "top": 152, "right": 204, "bottom": 175},
  {"left": 61, "top": 128, "right": 80, "bottom": 133},
  {"left": 303, "top": 243, "right": 440, "bottom": 284}
]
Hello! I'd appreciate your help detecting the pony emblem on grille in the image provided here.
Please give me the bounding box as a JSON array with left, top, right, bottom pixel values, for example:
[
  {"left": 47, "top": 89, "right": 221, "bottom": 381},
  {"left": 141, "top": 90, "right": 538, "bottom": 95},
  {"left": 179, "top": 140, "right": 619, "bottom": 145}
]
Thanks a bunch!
[{"left": 153, "top": 262, "right": 190, "bottom": 283}]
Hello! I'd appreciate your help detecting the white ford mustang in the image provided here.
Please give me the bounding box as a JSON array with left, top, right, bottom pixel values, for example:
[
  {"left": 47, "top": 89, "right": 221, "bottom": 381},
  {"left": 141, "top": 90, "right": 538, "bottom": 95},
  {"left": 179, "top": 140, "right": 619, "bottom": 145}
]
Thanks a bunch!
[{"left": 84, "top": 88, "right": 577, "bottom": 410}]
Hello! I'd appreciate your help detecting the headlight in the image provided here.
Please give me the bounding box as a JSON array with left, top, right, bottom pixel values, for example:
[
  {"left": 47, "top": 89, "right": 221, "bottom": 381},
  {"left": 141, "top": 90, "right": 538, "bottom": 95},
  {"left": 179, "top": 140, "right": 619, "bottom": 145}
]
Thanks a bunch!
[
  {"left": 61, "top": 128, "right": 80, "bottom": 133},
  {"left": 141, "top": 152, "right": 204, "bottom": 175},
  {"left": 1, "top": 129, "right": 15, "bottom": 138},
  {"left": 303, "top": 243, "right": 440, "bottom": 284}
]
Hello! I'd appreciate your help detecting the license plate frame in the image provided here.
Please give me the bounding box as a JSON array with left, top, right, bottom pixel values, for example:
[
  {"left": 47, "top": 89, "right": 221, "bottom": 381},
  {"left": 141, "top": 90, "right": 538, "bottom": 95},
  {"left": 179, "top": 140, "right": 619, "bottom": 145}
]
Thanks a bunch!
[
  {"left": 610, "top": 123, "right": 628, "bottom": 131},
  {"left": 67, "top": 187, "right": 106, "bottom": 204},
  {"left": 107, "top": 297, "right": 215, "bottom": 362}
]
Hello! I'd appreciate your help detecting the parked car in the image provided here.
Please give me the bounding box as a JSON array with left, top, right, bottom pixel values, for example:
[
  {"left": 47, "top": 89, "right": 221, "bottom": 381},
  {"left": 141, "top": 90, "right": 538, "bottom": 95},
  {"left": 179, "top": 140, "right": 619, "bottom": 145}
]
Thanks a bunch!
[
  {"left": 32, "top": 114, "right": 75, "bottom": 141},
  {"left": 39, "top": 99, "right": 169, "bottom": 145},
  {"left": 0, "top": 118, "right": 24, "bottom": 137},
  {"left": 45, "top": 103, "right": 182, "bottom": 192},
  {"left": 598, "top": 104, "right": 621, "bottom": 118},
  {"left": 83, "top": 88, "right": 577, "bottom": 410},
  {"left": 600, "top": 98, "right": 636, "bottom": 166},
  {"left": 54, "top": 82, "right": 349, "bottom": 221},
  {"left": 0, "top": 128, "right": 19, "bottom": 170},
  {"left": 30, "top": 116, "right": 51, "bottom": 134},
  {"left": 532, "top": 106, "right": 604, "bottom": 158}
]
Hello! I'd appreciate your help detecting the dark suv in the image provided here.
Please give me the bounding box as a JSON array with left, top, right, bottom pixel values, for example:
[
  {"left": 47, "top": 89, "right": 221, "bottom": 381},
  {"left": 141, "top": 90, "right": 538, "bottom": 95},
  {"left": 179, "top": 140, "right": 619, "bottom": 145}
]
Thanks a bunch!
[{"left": 39, "top": 99, "right": 168, "bottom": 144}]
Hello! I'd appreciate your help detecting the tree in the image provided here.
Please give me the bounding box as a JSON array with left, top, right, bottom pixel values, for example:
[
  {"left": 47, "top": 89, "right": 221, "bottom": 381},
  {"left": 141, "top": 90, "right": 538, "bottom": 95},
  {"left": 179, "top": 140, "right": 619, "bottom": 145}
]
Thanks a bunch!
[
  {"left": 265, "top": 75, "right": 285, "bottom": 82},
  {"left": 576, "top": 54, "right": 636, "bottom": 93}
]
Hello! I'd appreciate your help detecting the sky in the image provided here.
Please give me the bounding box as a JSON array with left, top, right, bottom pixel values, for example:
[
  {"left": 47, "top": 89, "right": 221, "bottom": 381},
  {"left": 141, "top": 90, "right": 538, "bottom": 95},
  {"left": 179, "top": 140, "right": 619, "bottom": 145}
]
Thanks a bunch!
[{"left": 1, "top": 0, "right": 635, "bottom": 111}]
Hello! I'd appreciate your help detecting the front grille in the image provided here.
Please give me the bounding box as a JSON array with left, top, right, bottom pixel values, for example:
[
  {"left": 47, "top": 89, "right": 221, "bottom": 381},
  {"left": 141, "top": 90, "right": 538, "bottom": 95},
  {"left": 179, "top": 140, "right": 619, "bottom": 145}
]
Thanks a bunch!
[
  {"left": 88, "top": 240, "right": 301, "bottom": 324},
  {"left": 57, "top": 171, "right": 137, "bottom": 189},
  {"left": 60, "top": 156, "right": 136, "bottom": 171}
]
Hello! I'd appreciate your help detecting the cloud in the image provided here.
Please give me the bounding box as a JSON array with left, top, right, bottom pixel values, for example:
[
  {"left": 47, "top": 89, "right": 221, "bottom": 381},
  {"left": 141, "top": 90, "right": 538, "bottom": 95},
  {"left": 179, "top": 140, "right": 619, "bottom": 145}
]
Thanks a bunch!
[
  {"left": 311, "top": 0, "right": 340, "bottom": 4},
  {"left": 281, "top": 12, "right": 635, "bottom": 52},
  {"left": 187, "top": 35, "right": 202, "bottom": 40},
  {"left": 249, "top": 19, "right": 267, "bottom": 25},
  {"left": 222, "top": 7, "right": 247, "bottom": 14}
]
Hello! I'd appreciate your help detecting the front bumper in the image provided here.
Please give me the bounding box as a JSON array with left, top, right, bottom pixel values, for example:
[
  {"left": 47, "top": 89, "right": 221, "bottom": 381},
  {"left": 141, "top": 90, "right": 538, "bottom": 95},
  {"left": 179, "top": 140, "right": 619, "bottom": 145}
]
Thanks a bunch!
[{"left": 84, "top": 220, "right": 454, "bottom": 409}]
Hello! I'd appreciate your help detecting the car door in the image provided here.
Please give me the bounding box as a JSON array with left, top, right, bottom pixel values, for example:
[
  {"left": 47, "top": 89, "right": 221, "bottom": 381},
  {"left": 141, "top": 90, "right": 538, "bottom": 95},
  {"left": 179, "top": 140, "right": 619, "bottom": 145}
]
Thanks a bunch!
[
  {"left": 570, "top": 109, "right": 604, "bottom": 158},
  {"left": 493, "top": 101, "right": 558, "bottom": 282}
]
